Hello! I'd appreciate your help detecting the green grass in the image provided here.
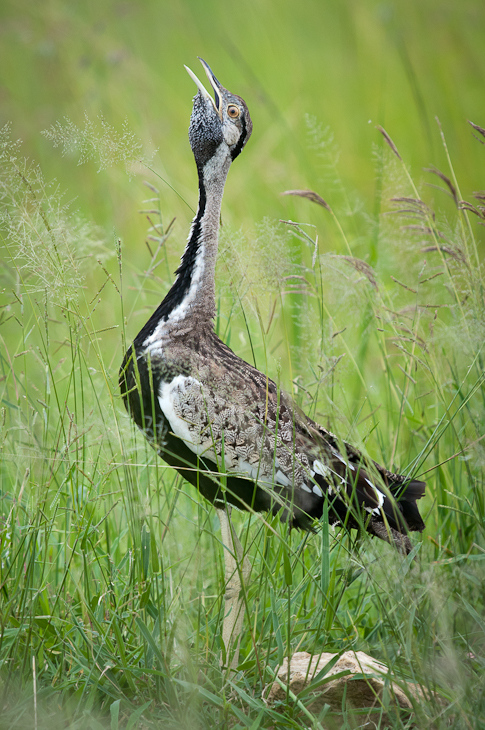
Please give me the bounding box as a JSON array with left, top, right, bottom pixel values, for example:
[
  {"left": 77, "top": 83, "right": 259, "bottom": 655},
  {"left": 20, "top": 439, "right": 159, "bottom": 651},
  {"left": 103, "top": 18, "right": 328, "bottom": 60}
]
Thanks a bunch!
[{"left": 1, "top": 1, "right": 485, "bottom": 727}]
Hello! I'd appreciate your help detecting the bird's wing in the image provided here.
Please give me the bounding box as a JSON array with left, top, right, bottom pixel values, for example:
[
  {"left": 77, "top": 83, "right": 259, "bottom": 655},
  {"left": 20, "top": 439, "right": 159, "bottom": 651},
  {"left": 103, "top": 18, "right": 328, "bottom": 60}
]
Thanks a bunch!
[
  {"left": 157, "top": 337, "right": 424, "bottom": 536},
  {"left": 158, "top": 364, "right": 383, "bottom": 518},
  {"left": 157, "top": 368, "right": 308, "bottom": 490}
]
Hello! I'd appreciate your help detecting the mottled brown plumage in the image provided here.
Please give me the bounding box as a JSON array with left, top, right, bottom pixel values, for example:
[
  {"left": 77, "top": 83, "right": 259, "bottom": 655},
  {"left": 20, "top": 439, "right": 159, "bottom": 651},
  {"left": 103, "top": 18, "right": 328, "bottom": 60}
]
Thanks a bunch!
[{"left": 120, "top": 59, "right": 426, "bottom": 558}]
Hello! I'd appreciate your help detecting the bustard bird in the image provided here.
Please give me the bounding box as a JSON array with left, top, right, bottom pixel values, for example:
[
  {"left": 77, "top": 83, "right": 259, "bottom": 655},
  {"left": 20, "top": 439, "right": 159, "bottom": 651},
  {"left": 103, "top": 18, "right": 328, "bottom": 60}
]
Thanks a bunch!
[{"left": 120, "top": 59, "right": 426, "bottom": 668}]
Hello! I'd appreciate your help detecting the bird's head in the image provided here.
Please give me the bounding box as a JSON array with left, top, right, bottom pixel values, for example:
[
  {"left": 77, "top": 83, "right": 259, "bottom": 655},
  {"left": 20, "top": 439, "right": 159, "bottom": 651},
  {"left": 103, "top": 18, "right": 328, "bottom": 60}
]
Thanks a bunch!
[{"left": 185, "top": 58, "right": 252, "bottom": 171}]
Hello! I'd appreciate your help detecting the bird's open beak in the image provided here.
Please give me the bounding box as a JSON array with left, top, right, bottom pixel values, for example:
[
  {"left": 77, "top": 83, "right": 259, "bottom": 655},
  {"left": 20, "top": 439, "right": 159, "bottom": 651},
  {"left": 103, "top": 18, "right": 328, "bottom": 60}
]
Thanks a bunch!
[{"left": 185, "top": 58, "right": 223, "bottom": 119}]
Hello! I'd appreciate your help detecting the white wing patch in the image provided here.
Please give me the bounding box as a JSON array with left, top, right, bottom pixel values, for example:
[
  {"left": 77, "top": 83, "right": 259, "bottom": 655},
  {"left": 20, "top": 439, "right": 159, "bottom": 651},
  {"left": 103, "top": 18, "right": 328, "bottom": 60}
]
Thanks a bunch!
[
  {"left": 313, "top": 460, "right": 331, "bottom": 478},
  {"left": 158, "top": 375, "right": 206, "bottom": 455},
  {"left": 363, "top": 477, "right": 385, "bottom": 515},
  {"left": 237, "top": 458, "right": 259, "bottom": 480},
  {"left": 312, "top": 458, "right": 347, "bottom": 497},
  {"left": 275, "top": 469, "right": 292, "bottom": 487},
  {"left": 332, "top": 450, "right": 356, "bottom": 471},
  {"left": 238, "top": 458, "right": 293, "bottom": 489}
]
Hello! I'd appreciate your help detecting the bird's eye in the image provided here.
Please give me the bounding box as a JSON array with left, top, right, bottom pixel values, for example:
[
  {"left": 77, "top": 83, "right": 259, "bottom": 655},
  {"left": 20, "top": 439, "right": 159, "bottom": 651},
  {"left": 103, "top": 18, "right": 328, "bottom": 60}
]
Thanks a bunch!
[{"left": 227, "top": 104, "right": 240, "bottom": 119}]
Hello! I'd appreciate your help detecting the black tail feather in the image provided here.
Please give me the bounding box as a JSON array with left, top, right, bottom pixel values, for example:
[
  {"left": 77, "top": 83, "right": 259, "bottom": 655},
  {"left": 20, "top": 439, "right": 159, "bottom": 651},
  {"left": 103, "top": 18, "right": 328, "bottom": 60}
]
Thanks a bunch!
[{"left": 390, "top": 478, "right": 426, "bottom": 532}]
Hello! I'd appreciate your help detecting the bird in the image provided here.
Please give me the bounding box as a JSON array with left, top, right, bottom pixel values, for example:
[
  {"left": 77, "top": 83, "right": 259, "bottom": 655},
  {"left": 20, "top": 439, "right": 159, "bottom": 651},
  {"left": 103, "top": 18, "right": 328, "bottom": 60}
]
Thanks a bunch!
[{"left": 119, "top": 58, "right": 426, "bottom": 669}]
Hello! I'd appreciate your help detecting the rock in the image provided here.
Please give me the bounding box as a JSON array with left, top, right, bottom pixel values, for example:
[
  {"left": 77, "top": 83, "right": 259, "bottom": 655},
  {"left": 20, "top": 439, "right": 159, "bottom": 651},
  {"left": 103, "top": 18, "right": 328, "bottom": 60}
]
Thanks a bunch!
[{"left": 265, "top": 650, "right": 423, "bottom": 725}]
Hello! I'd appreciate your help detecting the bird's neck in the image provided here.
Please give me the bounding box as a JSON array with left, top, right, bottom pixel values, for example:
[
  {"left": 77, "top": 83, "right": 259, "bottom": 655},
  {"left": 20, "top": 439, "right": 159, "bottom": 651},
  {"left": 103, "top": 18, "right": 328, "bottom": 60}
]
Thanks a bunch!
[
  {"left": 133, "top": 147, "right": 231, "bottom": 352},
  {"left": 162, "top": 150, "right": 231, "bottom": 328}
]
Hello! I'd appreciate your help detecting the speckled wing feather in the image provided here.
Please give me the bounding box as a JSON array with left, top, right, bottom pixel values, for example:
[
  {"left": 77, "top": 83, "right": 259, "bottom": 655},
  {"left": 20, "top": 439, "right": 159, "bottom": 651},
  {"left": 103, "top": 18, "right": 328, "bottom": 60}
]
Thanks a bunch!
[{"left": 149, "top": 332, "right": 425, "bottom": 544}]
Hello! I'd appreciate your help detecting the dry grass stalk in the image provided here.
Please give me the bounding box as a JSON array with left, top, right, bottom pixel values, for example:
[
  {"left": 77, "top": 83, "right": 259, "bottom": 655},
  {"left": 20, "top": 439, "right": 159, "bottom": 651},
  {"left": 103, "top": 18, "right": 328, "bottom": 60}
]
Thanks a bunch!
[{"left": 281, "top": 189, "right": 332, "bottom": 211}]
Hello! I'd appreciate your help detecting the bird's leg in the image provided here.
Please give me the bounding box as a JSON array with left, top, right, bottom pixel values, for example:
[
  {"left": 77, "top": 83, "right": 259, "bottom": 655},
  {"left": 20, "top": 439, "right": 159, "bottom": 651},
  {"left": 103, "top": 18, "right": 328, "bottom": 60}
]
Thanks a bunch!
[{"left": 216, "top": 507, "right": 251, "bottom": 672}]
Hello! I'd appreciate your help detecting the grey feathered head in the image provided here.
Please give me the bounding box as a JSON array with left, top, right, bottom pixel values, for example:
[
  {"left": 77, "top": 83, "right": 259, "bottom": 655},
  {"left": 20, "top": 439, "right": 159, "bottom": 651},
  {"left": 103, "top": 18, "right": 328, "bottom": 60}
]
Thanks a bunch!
[{"left": 186, "top": 58, "right": 252, "bottom": 168}]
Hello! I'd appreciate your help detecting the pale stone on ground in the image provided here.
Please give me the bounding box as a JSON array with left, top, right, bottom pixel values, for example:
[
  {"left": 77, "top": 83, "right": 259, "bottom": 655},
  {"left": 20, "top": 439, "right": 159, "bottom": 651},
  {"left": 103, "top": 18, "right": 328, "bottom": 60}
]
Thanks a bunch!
[{"left": 266, "top": 650, "right": 424, "bottom": 722}]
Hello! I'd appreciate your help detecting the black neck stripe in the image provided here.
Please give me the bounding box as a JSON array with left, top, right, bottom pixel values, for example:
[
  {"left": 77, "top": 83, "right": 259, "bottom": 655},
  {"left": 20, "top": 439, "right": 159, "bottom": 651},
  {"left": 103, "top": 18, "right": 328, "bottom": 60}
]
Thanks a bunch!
[
  {"left": 133, "top": 177, "right": 207, "bottom": 345},
  {"left": 231, "top": 117, "right": 247, "bottom": 160}
]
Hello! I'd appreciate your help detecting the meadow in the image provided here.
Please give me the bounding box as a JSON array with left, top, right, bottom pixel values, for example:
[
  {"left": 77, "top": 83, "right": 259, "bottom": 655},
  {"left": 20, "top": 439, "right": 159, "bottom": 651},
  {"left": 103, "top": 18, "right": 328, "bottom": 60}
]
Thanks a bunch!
[{"left": 1, "top": 0, "right": 484, "bottom": 727}]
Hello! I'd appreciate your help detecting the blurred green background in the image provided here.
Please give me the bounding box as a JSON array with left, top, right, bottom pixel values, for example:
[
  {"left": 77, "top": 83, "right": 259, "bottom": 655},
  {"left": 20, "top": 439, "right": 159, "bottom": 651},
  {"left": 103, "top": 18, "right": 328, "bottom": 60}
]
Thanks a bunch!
[{"left": 2, "top": 0, "right": 484, "bottom": 243}]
